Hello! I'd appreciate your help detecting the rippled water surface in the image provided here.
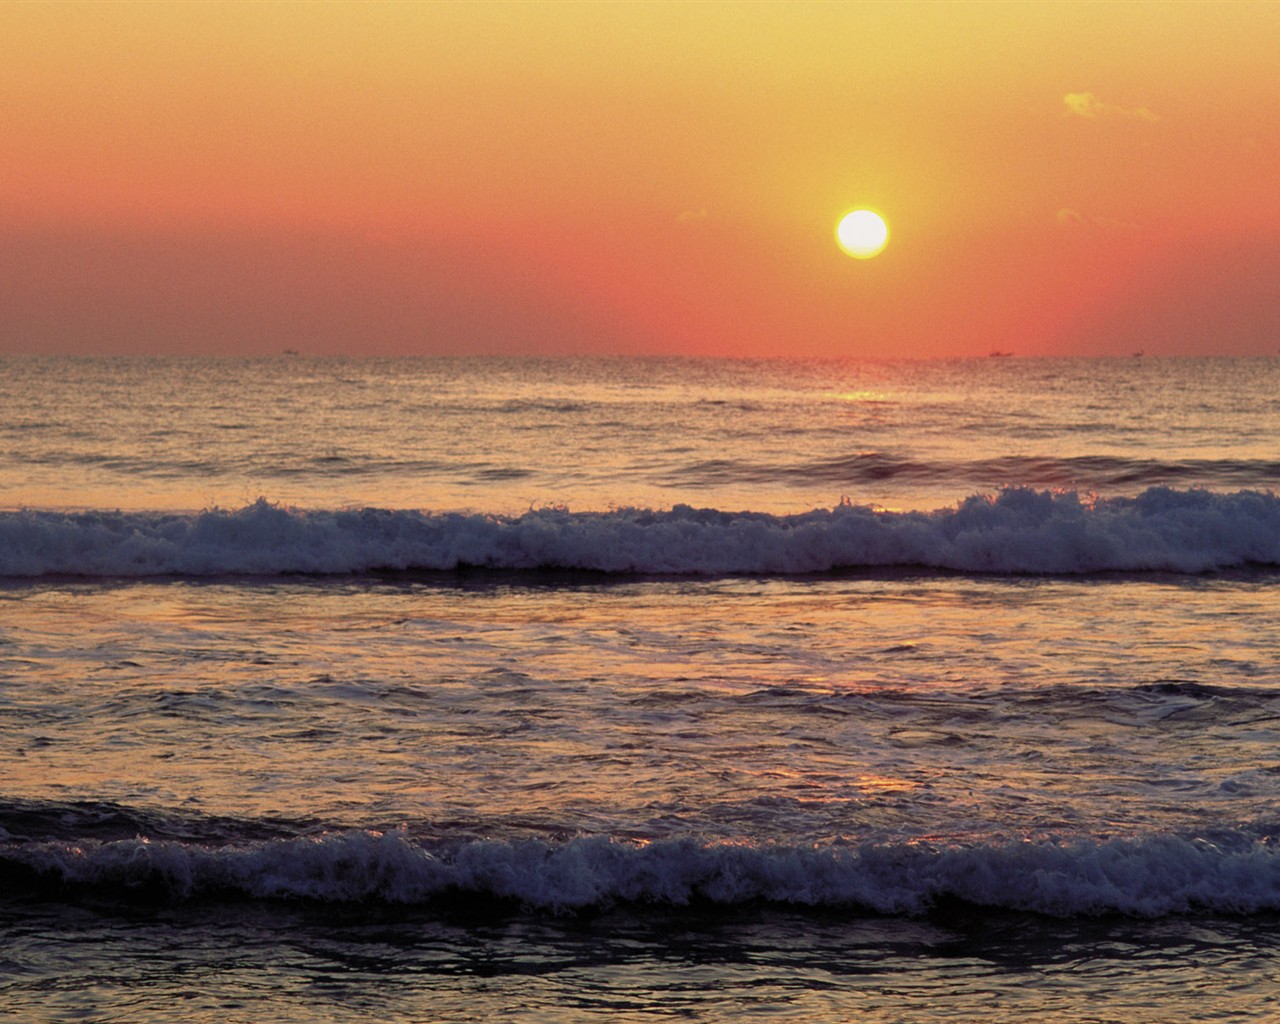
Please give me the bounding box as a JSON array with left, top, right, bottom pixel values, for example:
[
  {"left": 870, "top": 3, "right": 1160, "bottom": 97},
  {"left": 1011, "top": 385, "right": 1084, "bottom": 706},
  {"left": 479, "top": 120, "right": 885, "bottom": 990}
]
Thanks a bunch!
[
  {"left": 3, "top": 355, "right": 1278, "bottom": 513},
  {"left": 4, "top": 573, "right": 1280, "bottom": 841},
  {"left": 3, "top": 356, "right": 1279, "bottom": 1022}
]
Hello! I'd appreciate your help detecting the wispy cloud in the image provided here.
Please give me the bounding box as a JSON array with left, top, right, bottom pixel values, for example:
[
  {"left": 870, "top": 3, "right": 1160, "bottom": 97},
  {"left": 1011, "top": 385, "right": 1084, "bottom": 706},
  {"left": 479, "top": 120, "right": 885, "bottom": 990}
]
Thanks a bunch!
[
  {"left": 1056, "top": 208, "right": 1138, "bottom": 230},
  {"left": 1063, "top": 92, "right": 1160, "bottom": 123},
  {"left": 675, "top": 207, "right": 709, "bottom": 224}
]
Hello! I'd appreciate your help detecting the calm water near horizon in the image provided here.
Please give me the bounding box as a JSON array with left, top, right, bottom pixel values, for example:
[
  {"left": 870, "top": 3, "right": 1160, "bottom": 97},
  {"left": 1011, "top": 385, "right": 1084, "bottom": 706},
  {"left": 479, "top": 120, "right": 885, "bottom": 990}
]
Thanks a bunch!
[{"left": 2, "top": 355, "right": 1280, "bottom": 1022}]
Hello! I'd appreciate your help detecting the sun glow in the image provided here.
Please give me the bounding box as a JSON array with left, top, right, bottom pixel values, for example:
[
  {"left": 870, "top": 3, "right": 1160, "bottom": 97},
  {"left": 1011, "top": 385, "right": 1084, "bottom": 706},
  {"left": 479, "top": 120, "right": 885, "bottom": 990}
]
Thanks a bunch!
[{"left": 836, "top": 210, "right": 889, "bottom": 259}]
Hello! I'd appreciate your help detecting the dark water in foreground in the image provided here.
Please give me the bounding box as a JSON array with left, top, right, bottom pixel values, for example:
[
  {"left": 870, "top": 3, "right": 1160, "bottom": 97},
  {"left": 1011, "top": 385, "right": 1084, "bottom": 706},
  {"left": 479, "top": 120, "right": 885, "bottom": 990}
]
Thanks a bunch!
[{"left": 7, "top": 897, "right": 1280, "bottom": 1023}]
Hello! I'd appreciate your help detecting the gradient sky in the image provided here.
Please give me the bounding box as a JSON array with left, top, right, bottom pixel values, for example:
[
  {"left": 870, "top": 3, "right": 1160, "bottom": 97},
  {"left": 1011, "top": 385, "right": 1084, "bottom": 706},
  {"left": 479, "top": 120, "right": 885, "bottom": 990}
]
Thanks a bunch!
[{"left": 3, "top": 1, "right": 1278, "bottom": 358}]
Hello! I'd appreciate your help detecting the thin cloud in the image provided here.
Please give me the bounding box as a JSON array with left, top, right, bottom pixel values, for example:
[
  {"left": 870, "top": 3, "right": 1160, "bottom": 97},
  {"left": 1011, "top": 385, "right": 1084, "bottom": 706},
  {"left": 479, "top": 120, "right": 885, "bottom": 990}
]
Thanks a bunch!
[
  {"left": 675, "top": 207, "right": 709, "bottom": 224},
  {"left": 1056, "top": 208, "right": 1138, "bottom": 230},
  {"left": 1064, "top": 92, "right": 1160, "bottom": 123}
]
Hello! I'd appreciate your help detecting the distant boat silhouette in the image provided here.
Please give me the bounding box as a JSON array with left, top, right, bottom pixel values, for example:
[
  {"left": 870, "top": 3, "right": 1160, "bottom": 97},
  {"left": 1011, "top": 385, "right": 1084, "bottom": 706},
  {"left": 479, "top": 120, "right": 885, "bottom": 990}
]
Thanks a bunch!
[
  {"left": 282, "top": 348, "right": 300, "bottom": 356},
  {"left": 988, "top": 350, "right": 1013, "bottom": 358}
]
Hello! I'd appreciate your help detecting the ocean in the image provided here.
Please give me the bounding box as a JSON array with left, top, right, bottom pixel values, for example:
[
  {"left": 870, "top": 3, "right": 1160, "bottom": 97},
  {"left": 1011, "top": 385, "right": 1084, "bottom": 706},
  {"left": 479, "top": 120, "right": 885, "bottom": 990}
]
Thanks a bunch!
[{"left": 2, "top": 354, "right": 1279, "bottom": 1022}]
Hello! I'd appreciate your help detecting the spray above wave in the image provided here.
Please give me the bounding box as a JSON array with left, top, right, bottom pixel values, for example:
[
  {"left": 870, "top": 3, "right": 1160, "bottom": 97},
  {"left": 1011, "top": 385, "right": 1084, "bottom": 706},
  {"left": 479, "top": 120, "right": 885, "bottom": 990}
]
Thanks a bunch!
[
  {"left": 6, "top": 830, "right": 1280, "bottom": 918},
  {"left": 2, "top": 487, "right": 1278, "bottom": 578}
]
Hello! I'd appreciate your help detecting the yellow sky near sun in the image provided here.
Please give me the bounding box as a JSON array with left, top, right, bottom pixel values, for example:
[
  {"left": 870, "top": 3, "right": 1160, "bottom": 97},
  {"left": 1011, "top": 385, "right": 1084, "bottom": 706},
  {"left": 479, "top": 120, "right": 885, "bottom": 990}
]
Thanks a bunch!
[{"left": 1, "top": 1, "right": 1278, "bottom": 357}]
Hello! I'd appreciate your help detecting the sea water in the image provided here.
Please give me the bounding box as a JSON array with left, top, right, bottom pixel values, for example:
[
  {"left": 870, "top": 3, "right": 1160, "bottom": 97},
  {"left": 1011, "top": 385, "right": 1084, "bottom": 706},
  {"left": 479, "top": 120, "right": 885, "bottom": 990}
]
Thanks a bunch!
[{"left": 2, "top": 355, "right": 1280, "bottom": 1022}]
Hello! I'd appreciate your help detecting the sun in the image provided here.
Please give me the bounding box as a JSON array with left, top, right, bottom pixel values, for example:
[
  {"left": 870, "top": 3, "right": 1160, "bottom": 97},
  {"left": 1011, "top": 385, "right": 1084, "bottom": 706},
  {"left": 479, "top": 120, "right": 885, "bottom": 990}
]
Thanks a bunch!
[{"left": 836, "top": 209, "right": 889, "bottom": 259}]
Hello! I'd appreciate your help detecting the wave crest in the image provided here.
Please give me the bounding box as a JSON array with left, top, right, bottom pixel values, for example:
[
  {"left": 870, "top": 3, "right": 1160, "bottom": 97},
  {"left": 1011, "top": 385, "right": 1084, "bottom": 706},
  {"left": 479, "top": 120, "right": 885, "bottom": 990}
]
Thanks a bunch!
[
  {"left": 2, "top": 487, "right": 1278, "bottom": 578},
  {"left": 6, "top": 831, "right": 1280, "bottom": 918}
]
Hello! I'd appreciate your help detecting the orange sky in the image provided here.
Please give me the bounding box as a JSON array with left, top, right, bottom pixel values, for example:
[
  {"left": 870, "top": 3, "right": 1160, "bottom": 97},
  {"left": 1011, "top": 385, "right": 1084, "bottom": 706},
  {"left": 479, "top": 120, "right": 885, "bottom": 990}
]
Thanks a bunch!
[{"left": 2, "top": 1, "right": 1278, "bottom": 358}]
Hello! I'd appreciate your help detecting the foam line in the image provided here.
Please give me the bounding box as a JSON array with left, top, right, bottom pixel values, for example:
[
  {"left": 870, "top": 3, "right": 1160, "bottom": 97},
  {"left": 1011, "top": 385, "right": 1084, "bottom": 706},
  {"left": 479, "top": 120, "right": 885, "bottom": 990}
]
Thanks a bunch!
[
  {"left": 2, "top": 487, "right": 1278, "bottom": 578},
  {"left": 6, "top": 831, "right": 1279, "bottom": 917}
]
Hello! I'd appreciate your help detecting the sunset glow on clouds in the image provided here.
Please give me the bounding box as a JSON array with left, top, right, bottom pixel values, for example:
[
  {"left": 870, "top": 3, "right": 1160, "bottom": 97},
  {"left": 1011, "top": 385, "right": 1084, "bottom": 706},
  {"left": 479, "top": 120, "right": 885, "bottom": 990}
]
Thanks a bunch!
[
  {"left": 2, "top": 1, "right": 1278, "bottom": 358},
  {"left": 1063, "top": 92, "right": 1160, "bottom": 123}
]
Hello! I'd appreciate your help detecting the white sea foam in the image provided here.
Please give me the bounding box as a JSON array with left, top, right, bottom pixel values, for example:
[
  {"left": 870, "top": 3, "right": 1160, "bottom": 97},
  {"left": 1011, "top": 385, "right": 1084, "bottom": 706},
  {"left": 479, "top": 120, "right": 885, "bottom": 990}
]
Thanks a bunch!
[
  {"left": 8, "top": 830, "right": 1280, "bottom": 917},
  {"left": 1, "top": 487, "right": 1278, "bottom": 578}
]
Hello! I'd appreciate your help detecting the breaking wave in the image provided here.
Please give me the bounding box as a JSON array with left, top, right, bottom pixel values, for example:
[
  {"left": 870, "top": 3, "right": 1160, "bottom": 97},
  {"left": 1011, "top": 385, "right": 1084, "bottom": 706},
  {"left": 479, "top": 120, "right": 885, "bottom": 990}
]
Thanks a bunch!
[
  {"left": 1, "top": 487, "right": 1278, "bottom": 578},
  {"left": 5, "top": 829, "right": 1280, "bottom": 919}
]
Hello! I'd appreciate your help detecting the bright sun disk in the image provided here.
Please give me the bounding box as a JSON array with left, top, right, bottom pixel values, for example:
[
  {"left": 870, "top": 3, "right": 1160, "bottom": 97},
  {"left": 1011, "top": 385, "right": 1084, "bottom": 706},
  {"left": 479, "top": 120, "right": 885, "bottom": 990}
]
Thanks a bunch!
[{"left": 836, "top": 210, "right": 889, "bottom": 259}]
